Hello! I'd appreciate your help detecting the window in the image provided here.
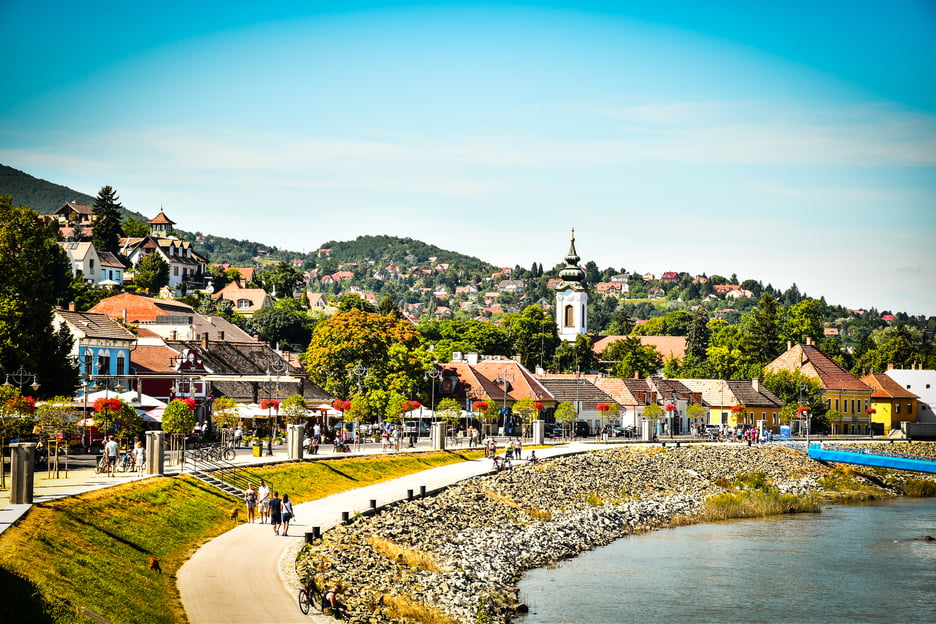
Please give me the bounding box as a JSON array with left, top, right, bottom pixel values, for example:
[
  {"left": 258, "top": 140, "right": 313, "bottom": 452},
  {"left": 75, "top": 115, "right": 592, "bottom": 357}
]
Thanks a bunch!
[
  {"left": 173, "top": 266, "right": 179, "bottom": 276},
  {"left": 97, "top": 353, "right": 111, "bottom": 375},
  {"left": 116, "top": 353, "right": 126, "bottom": 376},
  {"left": 564, "top": 305, "right": 574, "bottom": 327},
  {"left": 895, "top": 402, "right": 901, "bottom": 414},
  {"left": 237, "top": 299, "right": 252, "bottom": 309},
  {"left": 907, "top": 403, "right": 913, "bottom": 414},
  {"left": 89, "top": 259, "right": 95, "bottom": 274}
]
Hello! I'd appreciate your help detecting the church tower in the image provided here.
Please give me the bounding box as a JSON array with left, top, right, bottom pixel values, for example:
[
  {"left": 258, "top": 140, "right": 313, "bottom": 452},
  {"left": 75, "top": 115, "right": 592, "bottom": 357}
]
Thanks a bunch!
[{"left": 555, "top": 229, "right": 588, "bottom": 342}]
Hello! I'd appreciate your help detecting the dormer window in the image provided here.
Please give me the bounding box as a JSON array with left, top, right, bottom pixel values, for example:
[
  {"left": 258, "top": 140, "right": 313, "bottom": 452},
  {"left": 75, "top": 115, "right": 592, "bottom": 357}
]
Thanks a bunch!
[{"left": 237, "top": 299, "right": 252, "bottom": 309}]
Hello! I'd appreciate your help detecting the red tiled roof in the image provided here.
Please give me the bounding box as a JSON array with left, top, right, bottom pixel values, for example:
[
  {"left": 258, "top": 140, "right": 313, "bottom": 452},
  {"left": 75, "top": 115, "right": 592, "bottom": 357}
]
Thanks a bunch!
[
  {"left": 147, "top": 210, "right": 175, "bottom": 225},
  {"left": 766, "top": 344, "right": 871, "bottom": 392},
  {"left": 860, "top": 373, "right": 919, "bottom": 399},
  {"left": 90, "top": 293, "right": 195, "bottom": 324}
]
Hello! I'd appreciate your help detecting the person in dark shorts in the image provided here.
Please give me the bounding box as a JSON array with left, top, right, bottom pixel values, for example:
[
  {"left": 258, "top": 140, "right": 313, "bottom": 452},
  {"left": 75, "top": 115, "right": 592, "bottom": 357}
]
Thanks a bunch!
[{"left": 269, "top": 491, "right": 283, "bottom": 535}]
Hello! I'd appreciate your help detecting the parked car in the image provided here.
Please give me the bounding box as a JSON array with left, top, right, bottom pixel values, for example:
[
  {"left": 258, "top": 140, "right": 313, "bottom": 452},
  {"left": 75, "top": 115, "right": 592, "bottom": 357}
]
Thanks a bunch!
[
  {"left": 613, "top": 425, "right": 637, "bottom": 438},
  {"left": 544, "top": 423, "right": 563, "bottom": 438},
  {"left": 573, "top": 421, "right": 590, "bottom": 437},
  {"left": 403, "top": 421, "right": 430, "bottom": 436}
]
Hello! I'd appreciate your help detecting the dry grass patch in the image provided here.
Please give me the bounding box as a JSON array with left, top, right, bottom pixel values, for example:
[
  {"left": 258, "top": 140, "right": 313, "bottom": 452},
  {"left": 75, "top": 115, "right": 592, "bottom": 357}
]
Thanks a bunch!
[
  {"left": 382, "top": 594, "right": 462, "bottom": 624},
  {"left": 366, "top": 535, "right": 443, "bottom": 572}
]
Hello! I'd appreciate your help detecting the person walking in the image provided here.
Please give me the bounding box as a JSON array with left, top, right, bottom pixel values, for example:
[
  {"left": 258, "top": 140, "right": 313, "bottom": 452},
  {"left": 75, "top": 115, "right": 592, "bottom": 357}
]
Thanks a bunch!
[
  {"left": 257, "top": 480, "right": 271, "bottom": 524},
  {"left": 269, "top": 491, "right": 283, "bottom": 535},
  {"left": 133, "top": 440, "right": 146, "bottom": 477},
  {"left": 103, "top": 435, "right": 119, "bottom": 477},
  {"left": 233, "top": 425, "right": 243, "bottom": 448},
  {"left": 281, "top": 493, "right": 295, "bottom": 536},
  {"left": 244, "top": 483, "right": 258, "bottom": 523}
]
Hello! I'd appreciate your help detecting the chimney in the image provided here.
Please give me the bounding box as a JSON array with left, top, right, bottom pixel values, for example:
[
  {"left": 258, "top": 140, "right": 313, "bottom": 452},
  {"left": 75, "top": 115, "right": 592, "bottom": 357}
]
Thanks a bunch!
[
  {"left": 467, "top": 352, "right": 479, "bottom": 365},
  {"left": 68, "top": 301, "right": 77, "bottom": 312},
  {"left": 201, "top": 333, "right": 209, "bottom": 349},
  {"left": 170, "top": 330, "right": 177, "bottom": 341},
  {"left": 752, "top": 378, "right": 760, "bottom": 392},
  {"left": 805, "top": 337, "right": 813, "bottom": 346},
  {"left": 218, "top": 331, "right": 225, "bottom": 341},
  {"left": 887, "top": 363, "right": 895, "bottom": 371},
  {"left": 123, "top": 309, "right": 128, "bottom": 324},
  {"left": 787, "top": 341, "right": 792, "bottom": 351}
]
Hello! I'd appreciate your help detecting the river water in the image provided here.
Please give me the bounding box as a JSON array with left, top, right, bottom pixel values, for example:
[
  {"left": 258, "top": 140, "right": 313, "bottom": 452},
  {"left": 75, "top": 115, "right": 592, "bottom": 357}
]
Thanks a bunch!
[{"left": 518, "top": 497, "right": 936, "bottom": 624}]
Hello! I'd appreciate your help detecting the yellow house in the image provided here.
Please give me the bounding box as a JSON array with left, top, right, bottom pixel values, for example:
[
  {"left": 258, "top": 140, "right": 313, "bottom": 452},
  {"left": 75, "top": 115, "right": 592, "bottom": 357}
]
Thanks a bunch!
[
  {"left": 765, "top": 340, "right": 873, "bottom": 435},
  {"left": 860, "top": 373, "right": 919, "bottom": 435}
]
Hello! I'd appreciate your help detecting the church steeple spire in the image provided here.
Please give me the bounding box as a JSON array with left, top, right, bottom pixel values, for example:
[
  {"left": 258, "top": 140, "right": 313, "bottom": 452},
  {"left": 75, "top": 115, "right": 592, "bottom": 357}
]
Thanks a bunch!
[
  {"left": 558, "top": 228, "right": 587, "bottom": 290},
  {"left": 555, "top": 228, "right": 588, "bottom": 342}
]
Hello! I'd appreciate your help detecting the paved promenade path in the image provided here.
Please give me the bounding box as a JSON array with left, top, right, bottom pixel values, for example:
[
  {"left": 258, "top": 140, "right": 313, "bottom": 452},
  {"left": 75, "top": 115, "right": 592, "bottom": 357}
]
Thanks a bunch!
[{"left": 178, "top": 443, "right": 595, "bottom": 624}]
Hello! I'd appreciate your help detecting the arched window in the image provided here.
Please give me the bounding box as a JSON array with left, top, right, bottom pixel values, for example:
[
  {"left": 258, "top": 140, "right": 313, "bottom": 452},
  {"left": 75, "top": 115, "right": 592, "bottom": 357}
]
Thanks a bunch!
[{"left": 564, "top": 305, "right": 574, "bottom": 327}]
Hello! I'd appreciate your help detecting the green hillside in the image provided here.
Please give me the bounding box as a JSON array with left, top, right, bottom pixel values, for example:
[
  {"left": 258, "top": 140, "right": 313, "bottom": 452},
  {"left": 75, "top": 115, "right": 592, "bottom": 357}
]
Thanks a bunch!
[
  {"left": 0, "top": 164, "right": 99, "bottom": 214},
  {"left": 0, "top": 163, "right": 495, "bottom": 270}
]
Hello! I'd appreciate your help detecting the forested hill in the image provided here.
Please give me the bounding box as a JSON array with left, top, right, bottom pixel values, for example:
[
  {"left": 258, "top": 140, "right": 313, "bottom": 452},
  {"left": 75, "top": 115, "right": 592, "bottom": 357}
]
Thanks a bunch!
[
  {"left": 0, "top": 164, "right": 495, "bottom": 270},
  {"left": 1, "top": 164, "right": 100, "bottom": 214},
  {"left": 319, "top": 235, "right": 495, "bottom": 271}
]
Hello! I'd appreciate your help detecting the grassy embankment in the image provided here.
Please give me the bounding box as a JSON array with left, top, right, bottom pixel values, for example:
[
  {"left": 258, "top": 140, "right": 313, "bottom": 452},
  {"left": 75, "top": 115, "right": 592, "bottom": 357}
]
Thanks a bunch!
[{"left": 0, "top": 450, "right": 481, "bottom": 624}]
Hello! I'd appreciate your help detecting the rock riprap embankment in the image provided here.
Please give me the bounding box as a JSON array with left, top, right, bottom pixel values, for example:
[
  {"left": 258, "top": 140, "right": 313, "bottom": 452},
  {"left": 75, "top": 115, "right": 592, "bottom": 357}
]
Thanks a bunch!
[{"left": 297, "top": 444, "right": 932, "bottom": 623}]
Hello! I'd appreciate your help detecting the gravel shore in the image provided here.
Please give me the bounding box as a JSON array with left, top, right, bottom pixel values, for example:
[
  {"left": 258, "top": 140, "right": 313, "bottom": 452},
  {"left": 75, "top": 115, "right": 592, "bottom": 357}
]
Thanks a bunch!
[{"left": 298, "top": 442, "right": 936, "bottom": 624}]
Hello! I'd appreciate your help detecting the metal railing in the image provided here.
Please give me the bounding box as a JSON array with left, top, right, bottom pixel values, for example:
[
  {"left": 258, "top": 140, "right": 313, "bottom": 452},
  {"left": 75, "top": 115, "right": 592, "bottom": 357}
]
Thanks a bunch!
[{"left": 181, "top": 446, "right": 272, "bottom": 496}]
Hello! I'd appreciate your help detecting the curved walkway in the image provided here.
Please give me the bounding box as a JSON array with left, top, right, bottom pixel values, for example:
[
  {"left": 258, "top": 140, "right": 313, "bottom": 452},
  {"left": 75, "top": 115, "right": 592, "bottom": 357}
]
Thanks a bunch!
[{"left": 177, "top": 443, "right": 596, "bottom": 624}]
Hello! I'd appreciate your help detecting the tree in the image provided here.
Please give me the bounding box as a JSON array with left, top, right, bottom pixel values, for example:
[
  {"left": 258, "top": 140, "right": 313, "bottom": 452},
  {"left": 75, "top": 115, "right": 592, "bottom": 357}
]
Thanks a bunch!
[
  {"left": 606, "top": 305, "right": 634, "bottom": 336},
  {"left": 280, "top": 394, "right": 309, "bottom": 425},
  {"left": 687, "top": 403, "right": 708, "bottom": 427},
  {"left": 91, "top": 186, "right": 124, "bottom": 257},
  {"left": 337, "top": 294, "right": 375, "bottom": 313},
  {"left": 686, "top": 307, "right": 711, "bottom": 360},
  {"left": 251, "top": 306, "right": 312, "bottom": 351},
  {"left": 162, "top": 399, "right": 196, "bottom": 436},
  {"left": 853, "top": 324, "right": 931, "bottom": 373},
  {"left": 134, "top": 253, "right": 170, "bottom": 294},
  {"left": 305, "top": 308, "right": 427, "bottom": 403},
  {"left": 259, "top": 261, "right": 304, "bottom": 299},
  {"left": 554, "top": 401, "right": 577, "bottom": 438},
  {"left": 604, "top": 337, "right": 663, "bottom": 378},
  {"left": 642, "top": 403, "right": 664, "bottom": 435},
  {"left": 0, "top": 196, "right": 78, "bottom": 398},
  {"left": 783, "top": 298, "right": 825, "bottom": 345},
  {"left": 553, "top": 334, "right": 597, "bottom": 373},
  {"left": 630, "top": 317, "right": 667, "bottom": 336},
  {"left": 377, "top": 294, "right": 401, "bottom": 318},
  {"left": 436, "top": 398, "right": 462, "bottom": 428},
  {"left": 211, "top": 396, "right": 241, "bottom": 430},
  {"left": 111, "top": 398, "right": 142, "bottom": 444},
  {"left": 503, "top": 305, "right": 560, "bottom": 371},
  {"left": 122, "top": 215, "right": 149, "bottom": 238},
  {"left": 743, "top": 293, "right": 784, "bottom": 366},
  {"left": 762, "top": 369, "right": 826, "bottom": 430}
]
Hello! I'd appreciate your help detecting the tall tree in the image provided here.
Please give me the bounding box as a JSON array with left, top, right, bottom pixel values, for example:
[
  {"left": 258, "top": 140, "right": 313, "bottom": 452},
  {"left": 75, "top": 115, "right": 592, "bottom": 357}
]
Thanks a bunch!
[
  {"left": 0, "top": 196, "right": 78, "bottom": 397},
  {"left": 604, "top": 336, "right": 663, "bottom": 378},
  {"left": 686, "top": 307, "right": 711, "bottom": 360},
  {"left": 91, "top": 186, "right": 124, "bottom": 257},
  {"left": 744, "top": 293, "right": 784, "bottom": 365},
  {"left": 259, "top": 261, "right": 304, "bottom": 299},
  {"left": 503, "top": 305, "right": 559, "bottom": 370}
]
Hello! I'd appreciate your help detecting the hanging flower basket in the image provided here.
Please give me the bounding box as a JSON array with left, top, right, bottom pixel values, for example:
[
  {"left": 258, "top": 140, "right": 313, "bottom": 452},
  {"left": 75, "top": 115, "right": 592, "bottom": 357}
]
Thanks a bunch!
[
  {"left": 5, "top": 396, "right": 37, "bottom": 414},
  {"left": 404, "top": 400, "right": 421, "bottom": 412},
  {"left": 260, "top": 399, "right": 280, "bottom": 411},
  {"left": 797, "top": 406, "right": 810, "bottom": 415},
  {"left": 534, "top": 401, "right": 544, "bottom": 412},
  {"left": 666, "top": 403, "right": 678, "bottom": 412},
  {"left": 473, "top": 401, "right": 489, "bottom": 412},
  {"left": 596, "top": 403, "right": 611, "bottom": 412},
  {"left": 332, "top": 399, "right": 351, "bottom": 412},
  {"left": 865, "top": 408, "right": 876, "bottom": 414},
  {"left": 93, "top": 397, "right": 121, "bottom": 413}
]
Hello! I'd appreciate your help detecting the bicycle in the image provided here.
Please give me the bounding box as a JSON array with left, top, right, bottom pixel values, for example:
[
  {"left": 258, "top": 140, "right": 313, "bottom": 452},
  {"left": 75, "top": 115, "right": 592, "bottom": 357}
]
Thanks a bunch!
[
  {"left": 297, "top": 574, "right": 323, "bottom": 615},
  {"left": 94, "top": 455, "right": 109, "bottom": 474},
  {"left": 116, "top": 451, "right": 133, "bottom": 473}
]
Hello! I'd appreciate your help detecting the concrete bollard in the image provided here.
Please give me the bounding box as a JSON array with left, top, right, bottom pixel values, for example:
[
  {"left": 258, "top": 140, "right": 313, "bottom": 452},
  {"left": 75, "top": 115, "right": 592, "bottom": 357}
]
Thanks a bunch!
[
  {"left": 341, "top": 511, "right": 349, "bottom": 524},
  {"left": 370, "top": 499, "right": 377, "bottom": 510},
  {"left": 10, "top": 443, "right": 37, "bottom": 504},
  {"left": 420, "top": 485, "right": 426, "bottom": 497},
  {"left": 407, "top": 489, "right": 414, "bottom": 500}
]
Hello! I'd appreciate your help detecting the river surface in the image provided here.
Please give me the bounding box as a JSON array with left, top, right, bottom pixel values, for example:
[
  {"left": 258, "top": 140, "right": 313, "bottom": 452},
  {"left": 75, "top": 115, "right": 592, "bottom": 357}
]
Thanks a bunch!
[{"left": 518, "top": 497, "right": 936, "bottom": 624}]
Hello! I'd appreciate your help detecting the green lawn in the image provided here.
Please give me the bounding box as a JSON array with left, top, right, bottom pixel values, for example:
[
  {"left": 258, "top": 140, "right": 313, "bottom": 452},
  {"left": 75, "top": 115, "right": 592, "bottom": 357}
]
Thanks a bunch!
[{"left": 0, "top": 450, "right": 481, "bottom": 624}]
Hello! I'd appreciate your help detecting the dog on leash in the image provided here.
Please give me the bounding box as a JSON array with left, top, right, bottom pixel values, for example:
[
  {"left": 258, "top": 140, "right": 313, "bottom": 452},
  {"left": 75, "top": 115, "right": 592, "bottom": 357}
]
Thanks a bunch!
[
  {"left": 148, "top": 557, "right": 162, "bottom": 573},
  {"left": 229, "top": 507, "right": 240, "bottom": 522}
]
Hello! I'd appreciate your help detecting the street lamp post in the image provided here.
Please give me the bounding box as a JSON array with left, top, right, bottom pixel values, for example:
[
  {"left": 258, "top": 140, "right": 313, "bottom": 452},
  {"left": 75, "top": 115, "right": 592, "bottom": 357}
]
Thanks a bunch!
[
  {"left": 495, "top": 375, "right": 513, "bottom": 437},
  {"left": 3, "top": 366, "right": 40, "bottom": 393},
  {"left": 424, "top": 366, "right": 441, "bottom": 447},
  {"left": 350, "top": 363, "right": 367, "bottom": 449},
  {"left": 265, "top": 357, "right": 289, "bottom": 456}
]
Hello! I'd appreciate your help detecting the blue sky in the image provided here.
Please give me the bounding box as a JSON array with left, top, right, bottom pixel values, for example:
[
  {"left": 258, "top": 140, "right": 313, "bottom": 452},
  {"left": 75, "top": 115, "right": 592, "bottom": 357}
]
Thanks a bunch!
[{"left": 2, "top": 1, "right": 935, "bottom": 315}]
